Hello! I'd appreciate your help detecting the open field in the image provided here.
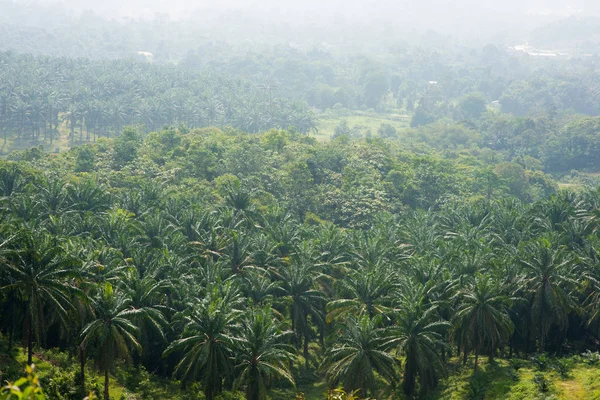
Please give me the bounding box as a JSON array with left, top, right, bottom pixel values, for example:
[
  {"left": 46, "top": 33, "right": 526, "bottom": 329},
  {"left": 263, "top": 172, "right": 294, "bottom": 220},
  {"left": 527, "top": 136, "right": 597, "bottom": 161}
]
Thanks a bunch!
[{"left": 314, "top": 110, "right": 411, "bottom": 141}]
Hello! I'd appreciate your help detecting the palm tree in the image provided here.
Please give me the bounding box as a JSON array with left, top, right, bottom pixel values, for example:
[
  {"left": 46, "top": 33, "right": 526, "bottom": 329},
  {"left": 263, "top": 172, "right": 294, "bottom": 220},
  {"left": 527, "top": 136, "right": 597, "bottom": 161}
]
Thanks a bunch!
[
  {"left": 387, "top": 290, "right": 449, "bottom": 397},
  {"left": 232, "top": 308, "right": 296, "bottom": 400},
  {"left": 164, "top": 291, "right": 240, "bottom": 400},
  {"left": 272, "top": 244, "right": 326, "bottom": 367},
  {"left": 0, "top": 163, "right": 24, "bottom": 198},
  {"left": 1, "top": 231, "right": 81, "bottom": 365},
  {"left": 452, "top": 276, "right": 514, "bottom": 371},
  {"left": 323, "top": 315, "right": 397, "bottom": 398},
  {"left": 120, "top": 272, "right": 169, "bottom": 368},
  {"left": 327, "top": 265, "right": 397, "bottom": 321},
  {"left": 519, "top": 240, "right": 578, "bottom": 351},
  {"left": 80, "top": 283, "right": 141, "bottom": 400}
]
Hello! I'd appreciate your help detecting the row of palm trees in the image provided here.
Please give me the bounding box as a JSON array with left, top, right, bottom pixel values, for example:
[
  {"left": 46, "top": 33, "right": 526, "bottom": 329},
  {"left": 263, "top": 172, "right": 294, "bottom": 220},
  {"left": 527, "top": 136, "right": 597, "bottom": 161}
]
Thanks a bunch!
[
  {"left": 0, "top": 52, "right": 316, "bottom": 148},
  {"left": 2, "top": 161, "right": 600, "bottom": 398}
]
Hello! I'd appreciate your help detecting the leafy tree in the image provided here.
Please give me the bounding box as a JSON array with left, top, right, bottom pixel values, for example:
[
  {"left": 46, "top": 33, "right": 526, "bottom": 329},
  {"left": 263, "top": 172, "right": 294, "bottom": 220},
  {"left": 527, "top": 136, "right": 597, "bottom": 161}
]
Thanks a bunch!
[
  {"left": 112, "top": 127, "right": 140, "bottom": 169},
  {"left": 377, "top": 123, "right": 398, "bottom": 139},
  {"left": 458, "top": 93, "right": 487, "bottom": 120}
]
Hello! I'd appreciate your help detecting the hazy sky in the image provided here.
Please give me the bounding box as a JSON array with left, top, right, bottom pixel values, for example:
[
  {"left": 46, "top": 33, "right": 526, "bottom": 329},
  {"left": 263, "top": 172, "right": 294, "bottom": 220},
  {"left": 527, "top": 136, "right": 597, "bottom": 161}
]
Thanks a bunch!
[
  {"left": 4, "top": 0, "right": 597, "bottom": 49},
  {"left": 23, "top": 0, "right": 592, "bottom": 21}
]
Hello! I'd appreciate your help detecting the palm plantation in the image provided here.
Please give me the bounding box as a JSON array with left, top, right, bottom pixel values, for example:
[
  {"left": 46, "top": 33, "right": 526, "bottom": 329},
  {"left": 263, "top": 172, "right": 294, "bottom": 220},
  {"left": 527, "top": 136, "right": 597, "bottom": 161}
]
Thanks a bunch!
[{"left": 2, "top": 126, "right": 600, "bottom": 399}]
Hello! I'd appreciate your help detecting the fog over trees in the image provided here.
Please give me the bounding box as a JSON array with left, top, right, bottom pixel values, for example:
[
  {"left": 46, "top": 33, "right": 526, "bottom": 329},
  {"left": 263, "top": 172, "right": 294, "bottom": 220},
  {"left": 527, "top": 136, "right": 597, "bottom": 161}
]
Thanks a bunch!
[{"left": 4, "top": 1, "right": 600, "bottom": 399}]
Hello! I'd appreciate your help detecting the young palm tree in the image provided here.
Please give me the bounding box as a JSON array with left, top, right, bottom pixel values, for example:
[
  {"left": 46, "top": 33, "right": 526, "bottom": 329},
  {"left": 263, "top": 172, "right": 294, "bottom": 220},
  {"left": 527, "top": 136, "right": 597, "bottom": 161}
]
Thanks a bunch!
[
  {"left": 80, "top": 283, "right": 141, "bottom": 400},
  {"left": 323, "top": 315, "right": 397, "bottom": 398},
  {"left": 232, "top": 308, "right": 296, "bottom": 400},
  {"left": 452, "top": 276, "right": 514, "bottom": 371},
  {"left": 164, "top": 292, "right": 241, "bottom": 400}
]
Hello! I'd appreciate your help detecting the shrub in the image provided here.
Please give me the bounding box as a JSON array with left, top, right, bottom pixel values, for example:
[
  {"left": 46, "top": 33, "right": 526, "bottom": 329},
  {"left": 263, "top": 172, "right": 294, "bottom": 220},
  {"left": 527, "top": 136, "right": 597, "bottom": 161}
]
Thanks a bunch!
[
  {"left": 552, "top": 358, "right": 573, "bottom": 379},
  {"left": 1, "top": 364, "right": 45, "bottom": 400},
  {"left": 531, "top": 354, "right": 550, "bottom": 371},
  {"left": 581, "top": 350, "right": 600, "bottom": 366},
  {"left": 509, "top": 358, "right": 524, "bottom": 371},
  {"left": 532, "top": 373, "right": 551, "bottom": 393},
  {"left": 467, "top": 379, "right": 486, "bottom": 400}
]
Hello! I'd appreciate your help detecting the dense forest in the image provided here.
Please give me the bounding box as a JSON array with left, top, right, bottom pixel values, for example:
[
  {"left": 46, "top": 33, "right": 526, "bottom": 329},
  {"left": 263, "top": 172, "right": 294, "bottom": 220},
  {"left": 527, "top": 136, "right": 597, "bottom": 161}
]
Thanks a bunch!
[{"left": 4, "top": 0, "right": 600, "bottom": 399}]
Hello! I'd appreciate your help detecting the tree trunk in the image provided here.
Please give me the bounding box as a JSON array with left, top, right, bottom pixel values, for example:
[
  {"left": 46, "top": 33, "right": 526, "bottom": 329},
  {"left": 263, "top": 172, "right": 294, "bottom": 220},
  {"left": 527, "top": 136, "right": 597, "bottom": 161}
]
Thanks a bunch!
[
  {"left": 7, "top": 328, "right": 13, "bottom": 354},
  {"left": 80, "top": 346, "right": 86, "bottom": 395},
  {"left": 319, "top": 324, "right": 325, "bottom": 351},
  {"left": 27, "top": 313, "right": 33, "bottom": 366},
  {"left": 474, "top": 346, "right": 479, "bottom": 372},
  {"left": 104, "top": 369, "right": 109, "bottom": 400},
  {"left": 303, "top": 335, "right": 309, "bottom": 369},
  {"left": 463, "top": 344, "right": 468, "bottom": 366}
]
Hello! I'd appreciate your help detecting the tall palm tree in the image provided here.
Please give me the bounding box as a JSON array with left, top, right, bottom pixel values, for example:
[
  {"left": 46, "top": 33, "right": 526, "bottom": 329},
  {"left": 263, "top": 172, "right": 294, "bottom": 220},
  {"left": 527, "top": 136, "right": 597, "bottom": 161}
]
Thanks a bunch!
[
  {"left": 232, "top": 308, "right": 296, "bottom": 400},
  {"left": 1, "top": 231, "right": 81, "bottom": 365},
  {"left": 452, "top": 276, "right": 514, "bottom": 371},
  {"left": 164, "top": 291, "right": 241, "bottom": 400},
  {"left": 272, "top": 245, "right": 326, "bottom": 367},
  {"left": 323, "top": 315, "right": 397, "bottom": 398},
  {"left": 80, "top": 283, "right": 141, "bottom": 400},
  {"left": 519, "top": 240, "right": 578, "bottom": 351},
  {"left": 386, "top": 284, "right": 449, "bottom": 397},
  {"left": 120, "top": 272, "right": 169, "bottom": 368}
]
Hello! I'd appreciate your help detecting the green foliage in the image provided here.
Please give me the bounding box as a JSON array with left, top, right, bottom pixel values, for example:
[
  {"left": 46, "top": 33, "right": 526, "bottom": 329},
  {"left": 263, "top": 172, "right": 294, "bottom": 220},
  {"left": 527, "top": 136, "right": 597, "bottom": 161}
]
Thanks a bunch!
[
  {"left": 509, "top": 359, "right": 524, "bottom": 371},
  {"left": 552, "top": 358, "right": 573, "bottom": 379},
  {"left": 532, "top": 373, "right": 551, "bottom": 393},
  {"left": 112, "top": 128, "right": 141, "bottom": 169},
  {"left": 75, "top": 147, "right": 96, "bottom": 173},
  {"left": 377, "top": 123, "right": 397, "bottom": 139},
  {"left": 1, "top": 365, "right": 45, "bottom": 400},
  {"left": 580, "top": 350, "right": 600, "bottom": 366},
  {"left": 323, "top": 315, "right": 396, "bottom": 398},
  {"left": 532, "top": 354, "right": 551, "bottom": 372},
  {"left": 458, "top": 93, "right": 487, "bottom": 120}
]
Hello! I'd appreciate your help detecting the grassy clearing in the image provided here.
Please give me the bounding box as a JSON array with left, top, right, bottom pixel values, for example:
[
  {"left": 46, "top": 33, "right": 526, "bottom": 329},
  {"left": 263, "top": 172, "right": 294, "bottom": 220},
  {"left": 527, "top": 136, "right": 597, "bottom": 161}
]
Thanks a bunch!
[
  {"left": 6, "top": 346, "right": 600, "bottom": 400},
  {"left": 314, "top": 109, "right": 411, "bottom": 141},
  {"left": 425, "top": 356, "right": 600, "bottom": 400}
]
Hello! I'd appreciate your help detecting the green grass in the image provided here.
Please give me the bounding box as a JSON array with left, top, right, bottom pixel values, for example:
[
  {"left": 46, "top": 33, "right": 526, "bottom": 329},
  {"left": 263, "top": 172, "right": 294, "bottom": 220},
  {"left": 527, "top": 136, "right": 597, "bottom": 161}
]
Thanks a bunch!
[
  {"left": 424, "top": 356, "right": 600, "bottom": 400},
  {"left": 6, "top": 336, "right": 600, "bottom": 400},
  {"left": 314, "top": 109, "right": 411, "bottom": 141}
]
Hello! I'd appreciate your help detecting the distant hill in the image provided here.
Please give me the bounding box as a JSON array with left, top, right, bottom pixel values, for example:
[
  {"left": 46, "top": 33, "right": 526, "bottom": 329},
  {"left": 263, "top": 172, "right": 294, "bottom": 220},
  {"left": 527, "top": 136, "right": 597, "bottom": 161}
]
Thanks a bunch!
[{"left": 528, "top": 16, "right": 600, "bottom": 52}]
